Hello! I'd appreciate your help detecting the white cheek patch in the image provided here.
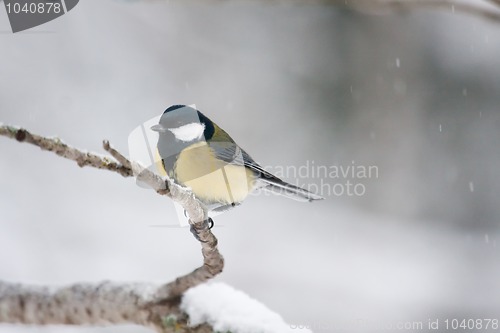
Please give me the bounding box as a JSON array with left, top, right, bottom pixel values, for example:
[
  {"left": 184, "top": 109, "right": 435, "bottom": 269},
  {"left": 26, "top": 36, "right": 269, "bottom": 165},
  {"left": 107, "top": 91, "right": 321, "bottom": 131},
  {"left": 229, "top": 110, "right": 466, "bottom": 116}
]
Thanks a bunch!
[{"left": 169, "top": 122, "right": 205, "bottom": 142}]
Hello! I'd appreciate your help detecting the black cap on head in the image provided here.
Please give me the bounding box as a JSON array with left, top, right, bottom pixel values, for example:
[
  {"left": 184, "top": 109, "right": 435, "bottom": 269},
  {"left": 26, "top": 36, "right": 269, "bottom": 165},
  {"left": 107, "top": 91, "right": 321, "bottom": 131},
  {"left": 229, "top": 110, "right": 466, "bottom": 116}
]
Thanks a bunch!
[
  {"left": 164, "top": 105, "right": 187, "bottom": 114},
  {"left": 160, "top": 105, "right": 215, "bottom": 140}
]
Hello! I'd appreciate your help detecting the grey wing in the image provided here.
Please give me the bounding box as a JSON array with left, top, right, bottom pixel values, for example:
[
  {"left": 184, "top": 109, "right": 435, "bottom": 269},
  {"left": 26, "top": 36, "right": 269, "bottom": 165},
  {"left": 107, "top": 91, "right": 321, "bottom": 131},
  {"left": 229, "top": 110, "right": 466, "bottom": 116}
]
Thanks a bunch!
[
  {"left": 208, "top": 141, "right": 324, "bottom": 202},
  {"left": 208, "top": 140, "right": 274, "bottom": 178}
]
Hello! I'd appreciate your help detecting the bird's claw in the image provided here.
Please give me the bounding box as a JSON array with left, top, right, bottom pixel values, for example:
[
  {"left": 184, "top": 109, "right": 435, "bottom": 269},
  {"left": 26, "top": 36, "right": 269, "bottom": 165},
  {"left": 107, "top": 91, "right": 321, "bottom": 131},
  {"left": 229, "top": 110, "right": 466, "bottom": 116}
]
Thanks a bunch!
[{"left": 189, "top": 217, "right": 214, "bottom": 242}]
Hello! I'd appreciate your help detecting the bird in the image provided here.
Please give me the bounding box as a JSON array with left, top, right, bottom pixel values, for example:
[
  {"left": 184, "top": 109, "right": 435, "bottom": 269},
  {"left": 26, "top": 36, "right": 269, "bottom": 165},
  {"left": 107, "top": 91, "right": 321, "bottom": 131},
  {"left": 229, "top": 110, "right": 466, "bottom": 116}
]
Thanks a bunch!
[{"left": 150, "top": 105, "right": 324, "bottom": 216}]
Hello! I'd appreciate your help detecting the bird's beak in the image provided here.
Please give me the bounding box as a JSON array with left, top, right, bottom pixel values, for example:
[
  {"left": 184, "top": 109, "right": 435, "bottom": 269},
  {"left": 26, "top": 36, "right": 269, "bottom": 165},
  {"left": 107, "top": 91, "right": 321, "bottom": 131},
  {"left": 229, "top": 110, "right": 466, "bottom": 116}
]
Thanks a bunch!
[{"left": 150, "top": 124, "right": 169, "bottom": 133}]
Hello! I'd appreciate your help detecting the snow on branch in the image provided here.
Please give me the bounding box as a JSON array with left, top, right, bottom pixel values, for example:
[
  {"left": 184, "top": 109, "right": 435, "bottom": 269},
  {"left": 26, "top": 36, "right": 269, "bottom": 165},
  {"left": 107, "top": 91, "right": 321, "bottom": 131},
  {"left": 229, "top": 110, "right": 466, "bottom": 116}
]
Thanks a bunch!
[
  {"left": 0, "top": 124, "right": 225, "bottom": 332},
  {"left": 181, "top": 283, "right": 312, "bottom": 333}
]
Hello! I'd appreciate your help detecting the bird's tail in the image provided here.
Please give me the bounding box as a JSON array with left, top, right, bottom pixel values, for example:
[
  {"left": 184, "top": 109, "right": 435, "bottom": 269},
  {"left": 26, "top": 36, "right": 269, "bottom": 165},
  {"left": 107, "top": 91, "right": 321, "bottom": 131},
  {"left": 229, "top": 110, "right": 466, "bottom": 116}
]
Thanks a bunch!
[{"left": 260, "top": 177, "right": 324, "bottom": 202}]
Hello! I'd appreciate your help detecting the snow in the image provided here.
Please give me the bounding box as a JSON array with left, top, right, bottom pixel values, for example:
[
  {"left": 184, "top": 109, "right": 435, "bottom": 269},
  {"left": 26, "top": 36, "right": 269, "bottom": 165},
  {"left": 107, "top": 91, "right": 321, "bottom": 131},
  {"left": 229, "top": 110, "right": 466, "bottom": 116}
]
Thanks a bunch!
[
  {"left": 181, "top": 283, "right": 312, "bottom": 333},
  {"left": 2, "top": 1, "right": 500, "bottom": 332}
]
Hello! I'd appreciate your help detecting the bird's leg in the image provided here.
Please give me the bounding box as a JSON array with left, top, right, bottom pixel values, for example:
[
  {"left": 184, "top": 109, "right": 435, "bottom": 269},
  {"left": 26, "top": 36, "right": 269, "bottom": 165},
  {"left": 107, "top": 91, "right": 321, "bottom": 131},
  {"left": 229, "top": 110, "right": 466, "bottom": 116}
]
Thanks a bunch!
[
  {"left": 183, "top": 209, "right": 213, "bottom": 228},
  {"left": 189, "top": 217, "right": 214, "bottom": 242}
]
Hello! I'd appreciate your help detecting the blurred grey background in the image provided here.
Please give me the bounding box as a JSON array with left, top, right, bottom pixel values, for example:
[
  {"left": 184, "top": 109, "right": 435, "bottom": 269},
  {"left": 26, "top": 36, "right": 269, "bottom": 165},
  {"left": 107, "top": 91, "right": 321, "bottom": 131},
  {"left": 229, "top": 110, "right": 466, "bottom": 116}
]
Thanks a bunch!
[{"left": 1, "top": 1, "right": 499, "bottom": 332}]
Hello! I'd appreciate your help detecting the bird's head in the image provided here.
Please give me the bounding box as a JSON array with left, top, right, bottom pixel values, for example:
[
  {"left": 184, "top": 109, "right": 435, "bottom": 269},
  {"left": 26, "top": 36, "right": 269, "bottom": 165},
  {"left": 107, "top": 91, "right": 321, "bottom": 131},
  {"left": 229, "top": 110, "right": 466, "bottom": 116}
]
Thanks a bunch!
[{"left": 151, "top": 105, "right": 214, "bottom": 142}]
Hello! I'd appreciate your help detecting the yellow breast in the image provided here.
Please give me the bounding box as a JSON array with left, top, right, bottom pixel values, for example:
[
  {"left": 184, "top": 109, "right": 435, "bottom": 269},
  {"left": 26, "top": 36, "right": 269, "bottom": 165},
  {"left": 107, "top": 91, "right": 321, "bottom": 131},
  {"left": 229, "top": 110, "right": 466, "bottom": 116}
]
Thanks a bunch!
[{"left": 174, "top": 141, "right": 255, "bottom": 204}]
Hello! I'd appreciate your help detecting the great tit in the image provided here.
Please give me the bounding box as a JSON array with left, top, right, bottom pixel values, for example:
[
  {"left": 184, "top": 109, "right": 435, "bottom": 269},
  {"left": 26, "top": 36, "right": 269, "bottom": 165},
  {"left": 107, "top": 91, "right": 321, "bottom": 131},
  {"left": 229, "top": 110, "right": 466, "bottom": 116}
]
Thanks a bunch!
[{"left": 150, "top": 105, "right": 323, "bottom": 213}]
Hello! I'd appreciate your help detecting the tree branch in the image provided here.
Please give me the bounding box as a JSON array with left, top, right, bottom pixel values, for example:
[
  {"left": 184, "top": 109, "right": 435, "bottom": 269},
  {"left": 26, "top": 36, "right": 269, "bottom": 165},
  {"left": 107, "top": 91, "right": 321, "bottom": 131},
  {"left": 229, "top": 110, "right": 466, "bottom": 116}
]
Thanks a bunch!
[
  {"left": 0, "top": 125, "right": 133, "bottom": 177},
  {"left": 0, "top": 280, "right": 212, "bottom": 332},
  {"left": 0, "top": 124, "right": 224, "bottom": 330}
]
